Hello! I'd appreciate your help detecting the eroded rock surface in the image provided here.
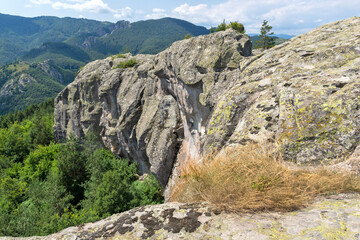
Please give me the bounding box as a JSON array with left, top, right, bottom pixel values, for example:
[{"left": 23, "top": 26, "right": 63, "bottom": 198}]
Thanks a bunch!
[
  {"left": 53, "top": 29, "right": 252, "bottom": 189},
  {"left": 2, "top": 194, "right": 360, "bottom": 240},
  {"left": 54, "top": 17, "right": 360, "bottom": 192}
]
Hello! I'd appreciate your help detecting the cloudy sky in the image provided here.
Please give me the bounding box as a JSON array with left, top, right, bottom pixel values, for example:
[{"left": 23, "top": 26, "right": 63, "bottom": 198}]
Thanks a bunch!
[{"left": 2, "top": 0, "right": 359, "bottom": 35}]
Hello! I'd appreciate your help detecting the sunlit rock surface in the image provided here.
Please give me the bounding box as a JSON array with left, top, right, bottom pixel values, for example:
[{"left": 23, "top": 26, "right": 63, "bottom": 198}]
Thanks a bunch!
[{"left": 54, "top": 17, "right": 360, "bottom": 196}]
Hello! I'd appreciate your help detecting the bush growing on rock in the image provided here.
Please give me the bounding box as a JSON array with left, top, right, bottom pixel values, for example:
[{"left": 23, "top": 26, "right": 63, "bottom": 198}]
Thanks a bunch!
[
  {"left": 215, "top": 20, "right": 227, "bottom": 32},
  {"left": 215, "top": 20, "right": 245, "bottom": 33},
  {"left": 184, "top": 34, "right": 192, "bottom": 39},
  {"left": 228, "top": 21, "right": 245, "bottom": 33},
  {"left": 113, "top": 58, "right": 137, "bottom": 69}
]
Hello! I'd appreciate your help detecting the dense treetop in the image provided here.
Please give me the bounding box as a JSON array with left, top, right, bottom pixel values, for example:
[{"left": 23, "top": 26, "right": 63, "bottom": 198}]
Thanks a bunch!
[{"left": 0, "top": 100, "right": 163, "bottom": 237}]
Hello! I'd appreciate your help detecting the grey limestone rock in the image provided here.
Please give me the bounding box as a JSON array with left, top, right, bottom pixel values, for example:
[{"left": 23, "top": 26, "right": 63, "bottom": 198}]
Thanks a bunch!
[
  {"left": 54, "top": 17, "right": 360, "bottom": 193},
  {"left": 53, "top": 29, "right": 252, "bottom": 189}
]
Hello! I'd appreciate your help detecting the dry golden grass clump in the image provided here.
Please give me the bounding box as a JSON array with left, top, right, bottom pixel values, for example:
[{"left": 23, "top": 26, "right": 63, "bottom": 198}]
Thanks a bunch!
[{"left": 170, "top": 144, "right": 360, "bottom": 212}]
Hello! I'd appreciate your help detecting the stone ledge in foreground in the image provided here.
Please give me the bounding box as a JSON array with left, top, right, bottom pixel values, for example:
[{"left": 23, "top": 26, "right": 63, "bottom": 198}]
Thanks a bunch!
[{"left": 1, "top": 193, "right": 360, "bottom": 239}]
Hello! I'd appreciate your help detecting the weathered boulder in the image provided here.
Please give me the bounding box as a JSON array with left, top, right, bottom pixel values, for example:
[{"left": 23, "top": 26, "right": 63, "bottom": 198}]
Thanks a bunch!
[
  {"left": 54, "top": 17, "right": 360, "bottom": 193},
  {"left": 2, "top": 194, "right": 360, "bottom": 239}
]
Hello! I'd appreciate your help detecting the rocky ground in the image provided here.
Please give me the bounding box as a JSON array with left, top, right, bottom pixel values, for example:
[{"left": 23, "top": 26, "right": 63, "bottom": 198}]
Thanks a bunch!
[{"left": 1, "top": 194, "right": 359, "bottom": 240}]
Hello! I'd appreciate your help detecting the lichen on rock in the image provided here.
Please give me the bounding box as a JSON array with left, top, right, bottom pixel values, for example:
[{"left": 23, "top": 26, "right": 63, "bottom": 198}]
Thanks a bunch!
[{"left": 2, "top": 194, "right": 360, "bottom": 239}]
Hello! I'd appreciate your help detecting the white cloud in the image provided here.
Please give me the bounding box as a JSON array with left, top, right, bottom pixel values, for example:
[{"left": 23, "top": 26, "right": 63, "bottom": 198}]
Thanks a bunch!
[
  {"left": 171, "top": 1, "right": 250, "bottom": 27},
  {"left": 52, "top": 0, "right": 115, "bottom": 13},
  {"left": 170, "top": 0, "right": 360, "bottom": 35},
  {"left": 152, "top": 8, "right": 165, "bottom": 13},
  {"left": 173, "top": 4, "right": 207, "bottom": 15},
  {"left": 135, "top": 9, "right": 146, "bottom": 14},
  {"left": 30, "top": 0, "right": 52, "bottom": 4},
  {"left": 114, "top": 7, "right": 132, "bottom": 19},
  {"left": 145, "top": 8, "right": 168, "bottom": 19}
]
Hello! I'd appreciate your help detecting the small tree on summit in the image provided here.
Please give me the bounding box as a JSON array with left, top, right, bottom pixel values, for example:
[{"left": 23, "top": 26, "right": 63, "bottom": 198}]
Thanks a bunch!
[
  {"left": 258, "top": 20, "right": 275, "bottom": 49},
  {"left": 215, "top": 20, "right": 245, "bottom": 34},
  {"left": 228, "top": 21, "right": 245, "bottom": 33},
  {"left": 216, "top": 20, "right": 227, "bottom": 32}
]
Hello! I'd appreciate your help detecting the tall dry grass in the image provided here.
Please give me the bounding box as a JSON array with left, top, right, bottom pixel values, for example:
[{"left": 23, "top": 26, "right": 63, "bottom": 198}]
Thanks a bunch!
[{"left": 170, "top": 144, "right": 360, "bottom": 212}]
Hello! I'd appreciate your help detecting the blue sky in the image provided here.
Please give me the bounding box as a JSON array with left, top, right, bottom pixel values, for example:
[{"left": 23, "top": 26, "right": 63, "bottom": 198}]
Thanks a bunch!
[{"left": 1, "top": 0, "right": 359, "bottom": 35}]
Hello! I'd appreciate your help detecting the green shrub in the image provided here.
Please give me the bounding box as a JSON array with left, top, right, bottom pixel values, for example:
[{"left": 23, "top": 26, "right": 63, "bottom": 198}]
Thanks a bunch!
[
  {"left": 216, "top": 20, "right": 245, "bottom": 33},
  {"left": 228, "top": 21, "right": 245, "bottom": 33},
  {"left": 130, "top": 174, "right": 164, "bottom": 207},
  {"left": 110, "top": 53, "right": 126, "bottom": 60},
  {"left": 184, "top": 34, "right": 192, "bottom": 39},
  {"left": 215, "top": 20, "right": 227, "bottom": 32},
  {"left": 113, "top": 58, "right": 137, "bottom": 69}
]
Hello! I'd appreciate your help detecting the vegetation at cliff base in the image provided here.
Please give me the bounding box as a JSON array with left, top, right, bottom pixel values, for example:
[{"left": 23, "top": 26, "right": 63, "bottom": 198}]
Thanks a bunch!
[
  {"left": 171, "top": 143, "right": 360, "bottom": 213},
  {"left": 0, "top": 100, "right": 163, "bottom": 237}
]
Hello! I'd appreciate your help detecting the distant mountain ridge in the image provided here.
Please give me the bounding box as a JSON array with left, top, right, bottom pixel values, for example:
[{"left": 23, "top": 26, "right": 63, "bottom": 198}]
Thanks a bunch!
[
  {"left": 248, "top": 33, "right": 296, "bottom": 39},
  {"left": 0, "top": 14, "right": 209, "bottom": 114},
  {"left": 0, "top": 13, "right": 120, "bottom": 65},
  {"left": 0, "top": 13, "right": 209, "bottom": 66}
]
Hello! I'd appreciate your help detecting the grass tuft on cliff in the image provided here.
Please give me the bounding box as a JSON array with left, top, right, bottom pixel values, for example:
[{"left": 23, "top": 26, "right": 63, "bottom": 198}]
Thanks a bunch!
[
  {"left": 171, "top": 144, "right": 360, "bottom": 212},
  {"left": 113, "top": 58, "right": 137, "bottom": 69}
]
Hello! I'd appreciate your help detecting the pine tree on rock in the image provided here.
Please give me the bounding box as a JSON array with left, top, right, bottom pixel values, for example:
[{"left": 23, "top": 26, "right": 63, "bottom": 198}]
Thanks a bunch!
[{"left": 258, "top": 20, "right": 275, "bottom": 49}]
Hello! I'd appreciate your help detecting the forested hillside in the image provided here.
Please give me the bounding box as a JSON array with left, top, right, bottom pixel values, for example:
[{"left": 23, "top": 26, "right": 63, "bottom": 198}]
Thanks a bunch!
[
  {"left": 0, "top": 13, "right": 117, "bottom": 65},
  {"left": 0, "top": 14, "right": 209, "bottom": 65},
  {"left": 0, "top": 14, "right": 209, "bottom": 114},
  {"left": 0, "top": 99, "right": 163, "bottom": 237},
  {"left": 92, "top": 18, "right": 209, "bottom": 55},
  {"left": 250, "top": 35, "right": 288, "bottom": 48},
  {"left": 0, "top": 61, "right": 67, "bottom": 115}
]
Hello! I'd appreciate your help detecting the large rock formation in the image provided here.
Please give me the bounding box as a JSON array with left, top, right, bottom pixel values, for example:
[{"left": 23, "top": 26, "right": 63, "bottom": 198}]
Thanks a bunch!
[
  {"left": 54, "top": 17, "right": 360, "bottom": 193},
  {"left": 2, "top": 194, "right": 360, "bottom": 239}
]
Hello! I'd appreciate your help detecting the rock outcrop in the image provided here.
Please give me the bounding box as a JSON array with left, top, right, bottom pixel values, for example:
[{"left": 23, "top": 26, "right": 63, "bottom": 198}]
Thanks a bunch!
[
  {"left": 0, "top": 73, "right": 36, "bottom": 97},
  {"left": 2, "top": 194, "right": 360, "bottom": 239},
  {"left": 54, "top": 17, "right": 360, "bottom": 194}
]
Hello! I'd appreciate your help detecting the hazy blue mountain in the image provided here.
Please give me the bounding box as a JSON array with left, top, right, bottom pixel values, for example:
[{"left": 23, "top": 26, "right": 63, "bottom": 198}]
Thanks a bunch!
[
  {"left": 249, "top": 33, "right": 295, "bottom": 39},
  {"left": 273, "top": 34, "right": 296, "bottom": 39},
  {"left": 250, "top": 35, "right": 288, "bottom": 48}
]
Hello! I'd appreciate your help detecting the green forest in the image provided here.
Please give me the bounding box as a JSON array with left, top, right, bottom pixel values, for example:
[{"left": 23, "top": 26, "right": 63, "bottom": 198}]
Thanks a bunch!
[
  {"left": 0, "top": 99, "right": 163, "bottom": 237},
  {"left": 0, "top": 14, "right": 210, "bottom": 115}
]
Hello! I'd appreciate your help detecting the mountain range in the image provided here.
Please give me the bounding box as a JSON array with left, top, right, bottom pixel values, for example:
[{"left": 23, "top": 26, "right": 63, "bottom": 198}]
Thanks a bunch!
[
  {"left": 0, "top": 14, "right": 210, "bottom": 114},
  {"left": 0, "top": 13, "right": 210, "bottom": 65},
  {"left": 0, "top": 13, "right": 289, "bottom": 115}
]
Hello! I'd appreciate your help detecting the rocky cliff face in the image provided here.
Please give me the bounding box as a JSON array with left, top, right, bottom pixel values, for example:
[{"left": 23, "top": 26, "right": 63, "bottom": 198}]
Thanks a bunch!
[
  {"left": 54, "top": 17, "right": 360, "bottom": 194},
  {"left": 80, "top": 20, "right": 131, "bottom": 49}
]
